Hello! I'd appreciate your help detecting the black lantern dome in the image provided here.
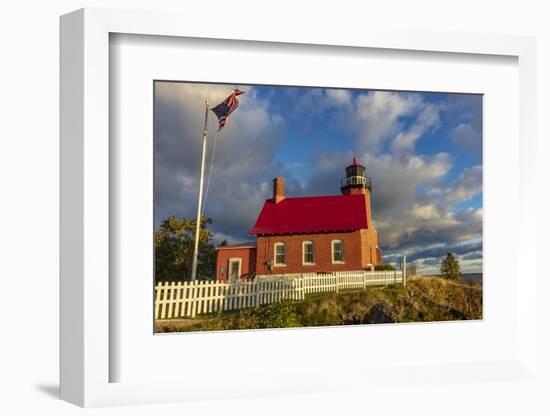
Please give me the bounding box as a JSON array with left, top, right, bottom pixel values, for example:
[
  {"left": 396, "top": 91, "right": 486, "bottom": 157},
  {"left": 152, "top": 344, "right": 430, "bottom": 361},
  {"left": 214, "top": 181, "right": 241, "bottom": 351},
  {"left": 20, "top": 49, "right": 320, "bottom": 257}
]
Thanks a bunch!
[{"left": 340, "top": 157, "right": 372, "bottom": 194}]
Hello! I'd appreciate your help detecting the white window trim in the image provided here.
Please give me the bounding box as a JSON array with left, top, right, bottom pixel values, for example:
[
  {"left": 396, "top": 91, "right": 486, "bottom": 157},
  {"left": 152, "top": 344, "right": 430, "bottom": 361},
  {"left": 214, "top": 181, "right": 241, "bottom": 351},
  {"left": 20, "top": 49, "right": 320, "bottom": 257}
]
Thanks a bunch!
[
  {"left": 273, "top": 242, "right": 287, "bottom": 267},
  {"left": 302, "top": 241, "right": 315, "bottom": 265},
  {"left": 331, "top": 239, "right": 345, "bottom": 264},
  {"left": 228, "top": 257, "right": 242, "bottom": 280}
]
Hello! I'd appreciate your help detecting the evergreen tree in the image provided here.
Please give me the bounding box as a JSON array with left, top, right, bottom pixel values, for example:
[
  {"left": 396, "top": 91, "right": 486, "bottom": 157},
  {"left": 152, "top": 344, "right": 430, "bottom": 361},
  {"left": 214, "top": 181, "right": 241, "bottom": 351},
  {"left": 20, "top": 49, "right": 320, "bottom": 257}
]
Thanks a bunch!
[{"left": 440, "top": 252, "right": 461, "bottom": 280}]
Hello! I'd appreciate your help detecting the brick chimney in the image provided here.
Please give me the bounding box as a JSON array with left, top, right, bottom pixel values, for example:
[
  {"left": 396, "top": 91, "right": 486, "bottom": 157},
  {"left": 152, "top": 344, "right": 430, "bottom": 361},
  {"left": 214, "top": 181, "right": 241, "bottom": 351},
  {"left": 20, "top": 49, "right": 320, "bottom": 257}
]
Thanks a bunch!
[{"left": 273, "top": 177, "right": 285, "bottom": 203}]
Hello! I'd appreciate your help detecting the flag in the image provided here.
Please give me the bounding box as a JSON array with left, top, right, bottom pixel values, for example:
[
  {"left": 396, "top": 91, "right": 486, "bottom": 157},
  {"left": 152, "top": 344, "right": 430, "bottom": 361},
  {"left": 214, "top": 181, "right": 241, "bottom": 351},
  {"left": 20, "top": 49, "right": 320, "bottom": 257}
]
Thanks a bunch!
[{"left": 210, "top": 89, "right": 245, "bottom": 131}]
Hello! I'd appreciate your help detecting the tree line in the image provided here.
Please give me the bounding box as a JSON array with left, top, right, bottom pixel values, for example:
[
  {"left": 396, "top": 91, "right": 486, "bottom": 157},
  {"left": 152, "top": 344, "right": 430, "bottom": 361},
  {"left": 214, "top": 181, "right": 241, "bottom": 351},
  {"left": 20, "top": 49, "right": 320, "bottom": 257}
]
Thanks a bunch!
[{"left": 154, "top": 216, "right": 223, "bottom": 282}]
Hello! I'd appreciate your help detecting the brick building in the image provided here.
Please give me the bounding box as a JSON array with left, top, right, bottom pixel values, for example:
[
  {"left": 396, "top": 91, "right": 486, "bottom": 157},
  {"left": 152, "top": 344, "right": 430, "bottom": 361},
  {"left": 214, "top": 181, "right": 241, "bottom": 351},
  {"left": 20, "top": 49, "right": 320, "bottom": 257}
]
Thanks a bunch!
[{"left": 215, "top": 158, "right": 382, "bottom": 281}]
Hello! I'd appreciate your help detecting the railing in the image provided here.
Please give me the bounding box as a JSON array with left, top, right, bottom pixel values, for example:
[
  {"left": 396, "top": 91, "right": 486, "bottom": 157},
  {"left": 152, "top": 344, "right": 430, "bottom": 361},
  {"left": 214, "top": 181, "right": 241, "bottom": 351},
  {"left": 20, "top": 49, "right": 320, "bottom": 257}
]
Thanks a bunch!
[
  {"left": 340, "top": 175, "right": 372, "bottom": 191},
  {"left": 155, "top": 270, "right": 404, "bottom": 319}
]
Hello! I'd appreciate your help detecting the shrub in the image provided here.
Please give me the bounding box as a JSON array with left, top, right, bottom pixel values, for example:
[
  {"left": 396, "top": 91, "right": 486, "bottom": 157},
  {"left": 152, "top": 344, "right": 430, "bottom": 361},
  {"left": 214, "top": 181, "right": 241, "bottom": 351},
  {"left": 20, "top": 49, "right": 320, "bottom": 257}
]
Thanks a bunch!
[
  {"left": 374, "top": 264, "right": 396, "bottom": 271},
  {"left": 259, "top": 300, "right": 300, "bottom": 328}
]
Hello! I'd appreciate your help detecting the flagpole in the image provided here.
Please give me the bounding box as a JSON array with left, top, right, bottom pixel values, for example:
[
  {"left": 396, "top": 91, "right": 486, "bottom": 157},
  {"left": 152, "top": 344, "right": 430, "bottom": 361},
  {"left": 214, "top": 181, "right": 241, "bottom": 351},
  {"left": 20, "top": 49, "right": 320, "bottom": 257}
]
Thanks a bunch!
[{"left": 191, "top": 100, "right": 209, "bottom": 281}]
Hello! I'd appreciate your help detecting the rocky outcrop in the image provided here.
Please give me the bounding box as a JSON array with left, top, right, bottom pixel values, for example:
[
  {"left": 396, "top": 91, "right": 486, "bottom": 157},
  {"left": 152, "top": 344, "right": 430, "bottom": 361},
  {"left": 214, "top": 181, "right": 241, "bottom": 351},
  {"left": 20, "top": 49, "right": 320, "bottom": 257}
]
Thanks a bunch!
[{"left": 367, "top": 302, "right": 396, "bottom": 324}]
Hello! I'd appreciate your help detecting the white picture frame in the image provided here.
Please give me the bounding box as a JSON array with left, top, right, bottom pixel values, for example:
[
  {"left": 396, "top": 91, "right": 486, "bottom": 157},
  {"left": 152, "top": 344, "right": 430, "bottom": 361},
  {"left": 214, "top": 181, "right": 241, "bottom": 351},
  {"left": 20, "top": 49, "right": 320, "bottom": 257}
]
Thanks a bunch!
[{"left": 60, "top": 8, "right": 538, "bottom": 408}]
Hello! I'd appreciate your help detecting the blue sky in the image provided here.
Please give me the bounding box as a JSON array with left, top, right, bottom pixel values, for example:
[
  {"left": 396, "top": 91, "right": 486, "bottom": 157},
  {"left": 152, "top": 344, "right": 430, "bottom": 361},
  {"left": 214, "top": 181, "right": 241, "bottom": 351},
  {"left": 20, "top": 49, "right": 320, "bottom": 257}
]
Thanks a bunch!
[
  {"left": 154, "top": 82, "right": 483, "bottom": 274},
  {"left": 258, "top": 87, "right": 481, "bottom": 188}
]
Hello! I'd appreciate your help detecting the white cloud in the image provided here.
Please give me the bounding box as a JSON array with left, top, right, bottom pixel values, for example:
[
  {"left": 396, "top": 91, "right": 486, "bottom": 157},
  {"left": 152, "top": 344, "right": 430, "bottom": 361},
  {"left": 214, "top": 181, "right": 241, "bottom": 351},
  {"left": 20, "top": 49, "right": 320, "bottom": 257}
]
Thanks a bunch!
[
  {"left": 155, "top": 84, "right": 482, "bottom": 272},
  {"left": 413, "top": 204, "right": 440, "bottom": 220},
  {"left": 303, "top": 150, "right": 481, "bottom": 251},
  {"left": 300, "top": 90, "right": 442, "bottom": 155},
  {"left": 155, "top": 82, "right": 287, "bottom": 242},
  {"left": 306, "top": 91, "right": 482, "bottom": 270},
  {"left": 391, "top": 103, "right": 440, "bottom": 154},
  {"left": 325, "top": 89, "right": 352, "bottom": 107},
  {"left": 353, "top": 91, "right": 423, "bottom": 152},
  {"left": 302, "top": 148, "right": 481, "bottom": 269},
  {"left": 452, "top": 165, "right": 482, "bottom": 200},
  {"left": 452, "top": 123, "right": 481, "bottom": 152},
  {"left": 428, "top": 165, "right": 482, "bottom": 207}
]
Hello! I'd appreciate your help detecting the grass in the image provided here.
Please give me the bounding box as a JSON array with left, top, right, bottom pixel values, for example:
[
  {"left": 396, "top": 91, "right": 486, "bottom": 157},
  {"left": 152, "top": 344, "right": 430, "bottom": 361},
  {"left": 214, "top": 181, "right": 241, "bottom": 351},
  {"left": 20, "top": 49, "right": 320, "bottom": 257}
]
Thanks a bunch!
[{"left": 155, "top": 276, "right": 482, "bottom": 333}]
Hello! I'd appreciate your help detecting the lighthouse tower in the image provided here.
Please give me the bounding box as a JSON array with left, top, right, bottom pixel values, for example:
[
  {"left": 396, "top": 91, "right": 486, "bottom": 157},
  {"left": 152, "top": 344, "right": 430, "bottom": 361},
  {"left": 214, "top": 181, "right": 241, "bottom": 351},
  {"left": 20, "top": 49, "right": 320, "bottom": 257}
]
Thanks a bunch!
[
  {"left": 340, "top": 157, "right": 372, "bottom": 195},
  {"left": 340, "top": 157, "right": 381, "bottom": 266}
]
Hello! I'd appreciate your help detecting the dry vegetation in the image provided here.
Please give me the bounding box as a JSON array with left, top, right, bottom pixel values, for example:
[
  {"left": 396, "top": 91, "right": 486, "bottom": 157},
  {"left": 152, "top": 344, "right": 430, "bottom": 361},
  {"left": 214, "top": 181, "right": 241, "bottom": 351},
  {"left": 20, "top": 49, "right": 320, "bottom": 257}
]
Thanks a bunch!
[{"left": 155, "top": 276, "right": 482, "bottom": 333}]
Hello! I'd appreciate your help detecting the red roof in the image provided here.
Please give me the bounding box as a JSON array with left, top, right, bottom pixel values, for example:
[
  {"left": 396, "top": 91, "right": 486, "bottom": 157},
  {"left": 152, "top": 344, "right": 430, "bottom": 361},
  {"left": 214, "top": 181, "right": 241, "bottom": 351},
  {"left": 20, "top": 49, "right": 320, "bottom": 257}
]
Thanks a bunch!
[
  {"left": 249, "top": 194, "right": 368, "bottom": 236},
  {"left": 351, "top": 156, "right": 364, "bottom": 167}
]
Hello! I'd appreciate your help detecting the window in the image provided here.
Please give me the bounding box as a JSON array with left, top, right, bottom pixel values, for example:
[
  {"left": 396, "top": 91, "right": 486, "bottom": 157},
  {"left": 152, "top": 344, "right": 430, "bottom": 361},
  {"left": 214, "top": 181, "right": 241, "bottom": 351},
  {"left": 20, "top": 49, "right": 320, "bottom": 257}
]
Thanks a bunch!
[
  {"left": 303, "top": 241, "right": 315, "bottom": 265},
  {"left": 228, "top": 258, "right": 242, "bottom": 281},
  {"left": 274, "top": 242, "right": 286, "bottom": 266},
  {"left": 332, "top": 240, "right": 344, "bottom": 263}
]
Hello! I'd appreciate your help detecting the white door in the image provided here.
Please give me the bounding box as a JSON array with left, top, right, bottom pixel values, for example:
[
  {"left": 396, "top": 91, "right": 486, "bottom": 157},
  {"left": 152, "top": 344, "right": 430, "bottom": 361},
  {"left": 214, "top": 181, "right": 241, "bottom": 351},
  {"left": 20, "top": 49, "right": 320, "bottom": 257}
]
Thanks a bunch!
[{"left": 228, "top": 258, "right": 241, "bottom": 281}]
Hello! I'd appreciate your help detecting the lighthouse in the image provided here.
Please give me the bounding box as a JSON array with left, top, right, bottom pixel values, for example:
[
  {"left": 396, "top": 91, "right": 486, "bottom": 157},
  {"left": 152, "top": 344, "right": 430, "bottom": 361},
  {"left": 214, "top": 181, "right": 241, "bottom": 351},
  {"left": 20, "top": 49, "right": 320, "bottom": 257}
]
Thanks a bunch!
[
  {"left": 340, "top": 157, "right": 372, "bottom": 195},
  {"left": 216, "top": 158, "right": 383, "bottom": 281},
  {"left": 340, "top": 157, "right": 380, "bottom": 268}
]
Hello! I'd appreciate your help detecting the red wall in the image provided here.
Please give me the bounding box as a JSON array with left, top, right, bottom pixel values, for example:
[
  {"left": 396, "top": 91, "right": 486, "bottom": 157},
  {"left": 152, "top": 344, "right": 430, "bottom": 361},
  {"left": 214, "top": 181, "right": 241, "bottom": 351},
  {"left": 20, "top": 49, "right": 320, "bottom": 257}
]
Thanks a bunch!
[
  {"left": 215, "top": 247, "right": 257, "bottom": 281},
  {"left": 255, "top": 231, "right": 375, "bottom": 275}
]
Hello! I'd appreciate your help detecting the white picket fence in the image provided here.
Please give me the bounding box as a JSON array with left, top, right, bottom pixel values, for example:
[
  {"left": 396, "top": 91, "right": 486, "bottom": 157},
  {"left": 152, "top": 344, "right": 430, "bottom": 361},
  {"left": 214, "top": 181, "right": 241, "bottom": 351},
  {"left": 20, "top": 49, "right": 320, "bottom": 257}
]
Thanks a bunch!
[{"left": 155, "top": 269, "right": 404, "bottom": 319}]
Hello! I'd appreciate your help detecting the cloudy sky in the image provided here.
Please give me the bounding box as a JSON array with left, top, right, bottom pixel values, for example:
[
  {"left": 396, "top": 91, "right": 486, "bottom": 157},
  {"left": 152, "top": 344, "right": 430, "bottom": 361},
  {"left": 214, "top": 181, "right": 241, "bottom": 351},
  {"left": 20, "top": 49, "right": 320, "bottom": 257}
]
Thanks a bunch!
[{"left": 154, "top": 82, "right": 482, "bottom": 274}]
